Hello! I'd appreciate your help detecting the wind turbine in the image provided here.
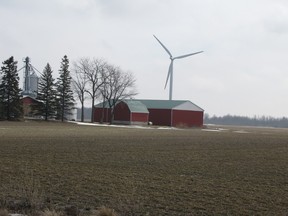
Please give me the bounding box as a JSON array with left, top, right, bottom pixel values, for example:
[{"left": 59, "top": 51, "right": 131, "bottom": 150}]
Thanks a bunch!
[{"left": 153, "top": 35, "right": 203, "bottom": 100}]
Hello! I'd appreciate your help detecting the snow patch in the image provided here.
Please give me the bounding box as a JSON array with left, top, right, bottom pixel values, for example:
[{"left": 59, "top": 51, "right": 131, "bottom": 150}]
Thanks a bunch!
[
  {"left": 202, "top": 128, "right": 227, "bottom": 132},
  {"left": 202, "top": 129, "right": 221, "bottom": 132},
  {"left": 72, "top": 122, "right": 179, "bottom": 130},
  {"left": 233, "top": 130, "right": 250, "bottom": 134}
]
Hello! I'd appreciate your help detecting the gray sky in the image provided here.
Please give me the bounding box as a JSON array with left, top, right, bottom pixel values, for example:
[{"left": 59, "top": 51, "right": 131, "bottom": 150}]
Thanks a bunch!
[{"left": 1, "top": 0, "right": 288, "bottom": 117}]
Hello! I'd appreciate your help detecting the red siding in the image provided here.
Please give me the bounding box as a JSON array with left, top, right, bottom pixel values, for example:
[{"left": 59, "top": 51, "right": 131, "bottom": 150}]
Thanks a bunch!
[
  {"left": 94, "top": 102, "right": 149, "bottom": 125},
  {"left": 21, "top": 97, "right": 39, "bottom": 116},
  {"left": 22, "top": 97, "right": 35, "bottom": 105},
  {"left": 172, "top": 110, "right": 203, "bottom": 127},
  {"left": 114, "top": 102, "right": 130, "bottom": 121},
  {"left": 131, "top": 113, "right": 149, "bottom": 123},
  {"left": 94, "top": 108, "right": 111, "bottom": 123},
  {"left": 147, "top": 109, "right": 172, "bottom": 126},
  {"left": 94, "top": 102, "right": 203, "bottom": 127}
]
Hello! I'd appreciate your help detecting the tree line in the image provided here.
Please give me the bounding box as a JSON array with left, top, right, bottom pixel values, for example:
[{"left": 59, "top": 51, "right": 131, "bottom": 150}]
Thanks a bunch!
[
  {"left": 204, "top": 114, "right": 288, "bottom": 128},
  {"left": 0, "top": 56, "right": 137, "bottom": 122},
  {"left": 72, "top": 58, "right": 137, "bottom": 123},
  {"left": 0, "top": 55, "right": 75, "bottom": 121}
]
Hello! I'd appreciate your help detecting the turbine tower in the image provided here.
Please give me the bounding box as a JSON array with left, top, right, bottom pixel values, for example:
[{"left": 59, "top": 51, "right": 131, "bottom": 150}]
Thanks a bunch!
[{"left": 153, "top": 35, "right": 203, "bottom": 100}]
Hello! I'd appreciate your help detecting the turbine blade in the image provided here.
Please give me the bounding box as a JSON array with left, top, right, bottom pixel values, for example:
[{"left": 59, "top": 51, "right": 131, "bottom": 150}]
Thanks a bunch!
[
  {"left": 174, "top": 51, "right": 203, "bottom": 60},
  {"left": 153, "top": 35, "right": 173, "bottom": 58},
  {"left": 164, "top": 61, "right": 173, "bottom": 89}
]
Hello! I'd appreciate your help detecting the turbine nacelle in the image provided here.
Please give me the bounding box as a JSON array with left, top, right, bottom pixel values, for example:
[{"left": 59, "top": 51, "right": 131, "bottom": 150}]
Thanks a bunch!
[{"left": 153, "top": 35, "right": 203, "bottom": 100}]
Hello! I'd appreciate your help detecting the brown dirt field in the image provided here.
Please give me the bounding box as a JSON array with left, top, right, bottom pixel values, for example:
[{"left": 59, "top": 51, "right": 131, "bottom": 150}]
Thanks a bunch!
[{"left": 0, "top": 121, "right": 287, "bottom": 215}]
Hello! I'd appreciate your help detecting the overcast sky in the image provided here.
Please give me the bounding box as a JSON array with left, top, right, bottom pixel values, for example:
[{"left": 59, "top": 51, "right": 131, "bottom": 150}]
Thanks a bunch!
[{"left": 1, "top": 0, "right": 288, "bottom": 117}]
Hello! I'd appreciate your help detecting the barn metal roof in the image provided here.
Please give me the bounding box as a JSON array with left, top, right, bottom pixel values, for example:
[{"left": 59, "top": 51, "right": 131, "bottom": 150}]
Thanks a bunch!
[
  {"left": 123, "top": 100, "right": 149, "bottom": 113},
  {"left": 136, "top": 99, "right": 204, "bottom": 111},
  {"left": 94, "top": 99, "right": 204, "bottom": 112},
  {"left": 94, "top": 101, "right": 110, "bottom": 108},
  {"left": 94, "top": 100, "right": 149, "bottom": 113}
]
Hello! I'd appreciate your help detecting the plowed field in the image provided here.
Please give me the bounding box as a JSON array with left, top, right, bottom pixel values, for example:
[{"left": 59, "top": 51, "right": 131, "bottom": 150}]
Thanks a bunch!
[{"left": 0, "top": 121, "right": 287, "bottom": 215}]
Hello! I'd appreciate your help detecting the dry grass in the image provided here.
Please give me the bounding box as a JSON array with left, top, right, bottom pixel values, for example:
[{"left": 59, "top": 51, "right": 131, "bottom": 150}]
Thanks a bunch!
[
  {"left": 39, "top": 209, "right": 64, "bottom": 216},
  {"left": 0, "top": 121, "right": 288, "bottom": 215},
  {"left": 94, "top": 206, "right": 117, "bottom": 216},
  {"left": 0, "top": 209, "right": 9, "bottom": 216}
]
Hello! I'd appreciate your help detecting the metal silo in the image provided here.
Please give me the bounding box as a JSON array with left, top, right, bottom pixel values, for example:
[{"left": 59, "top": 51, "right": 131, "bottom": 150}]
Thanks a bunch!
[
  {"left": 21, "top": 57, "right": 39, "bottom": 98},
  {"left": 28, "top": 72, "right": 39, "bottom": 98}
]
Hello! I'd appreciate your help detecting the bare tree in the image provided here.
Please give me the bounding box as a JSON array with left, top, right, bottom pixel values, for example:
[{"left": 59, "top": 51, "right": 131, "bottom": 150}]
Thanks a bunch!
[
  {"left": 72, "top": 60, "right": 88, "bottom": 122},
  {"left": 100, "top": 64, "right": 137, "bottom": 124},
  {"left": 87, "top": 58, "right": 107, "bottom": 122},
  {"left": 74, "top": 58, "right": 106, "bottom": 122}
]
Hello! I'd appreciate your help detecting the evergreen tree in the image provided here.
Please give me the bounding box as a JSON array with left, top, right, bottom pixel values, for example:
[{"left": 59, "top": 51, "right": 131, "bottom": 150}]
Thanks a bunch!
[
  {"left": 33, "top": 63, "right": 56, "bottom": 120},
  {"left": 56, "top": 55, "right": 75, "bottom": 122},
  {"left": 0, "top": 56, "right": 22, "bottom": 120}
]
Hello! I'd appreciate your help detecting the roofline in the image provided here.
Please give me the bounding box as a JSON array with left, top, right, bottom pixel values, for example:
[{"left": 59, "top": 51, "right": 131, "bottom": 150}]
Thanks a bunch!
[
  {"left": 95, "top": 99, "right": 204, "bottom": 112},
  {"left": 172, "top": 101, "right": 204, "bottom": 112},
  {"left": 132, "top": 99, "right": 204, "bottom": 111}
]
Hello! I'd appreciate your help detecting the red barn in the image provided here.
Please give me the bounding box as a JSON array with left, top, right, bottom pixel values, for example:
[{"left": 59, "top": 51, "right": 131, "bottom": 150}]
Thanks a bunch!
[
  {"left": 94, "top": 100, "right": 149, "bottom": 125},
  {"left": 114, "top": 100, "right": 149, "bottom": 125},
  {"left": 94, "top": 99, "right": 204, "bottom": 127},
  {"left": 21, "top": 96, "right": 41, "bottom": 117},
  {"left": 138, "top": 100, "right": 204, "bottom": 127},
  {"left": 94, "top": 106, "right": 111, "bottom": 123}
]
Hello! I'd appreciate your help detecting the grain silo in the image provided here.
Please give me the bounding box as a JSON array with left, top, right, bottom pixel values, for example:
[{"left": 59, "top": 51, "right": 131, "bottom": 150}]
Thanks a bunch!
[{"left": 21, "top": 57, "right": 39, "bottom": 98}]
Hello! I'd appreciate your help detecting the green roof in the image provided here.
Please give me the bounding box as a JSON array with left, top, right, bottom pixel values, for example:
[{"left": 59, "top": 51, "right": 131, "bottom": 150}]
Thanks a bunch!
[
  {"left": 124, "top": 100, "right": 149, "bottom": 113},
  {"left": 94, "top": 101, "right": 110, "bottom": 108},
  {"left": 136, "top": 99, "right": 203, "bottom": 111},
  {"left": 94, "top": 100, "right": 149, "bottom": 113},
  {"left": 95, "top": 99, "right": 203, "bottom": 112},
  {"left": 136, "top": 99, "right": 188, "bottom": 109}
]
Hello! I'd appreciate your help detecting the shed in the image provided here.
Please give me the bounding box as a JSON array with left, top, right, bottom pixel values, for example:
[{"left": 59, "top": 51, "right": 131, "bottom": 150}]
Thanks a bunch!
[
  {"left": 138, "top": 100, "right": 204, "bottom": 127},
  {"left": 21, "top": 96, "right": 41, "bottom": 117},
  {"left": 94, "top": 99, "right": 204, "bottom": 127},
  {"left": 114, "top": 100, "right": 149, "bottom": 125},
  {"left": 94, "top": 100, "right": 149, "bottom": 125},
  {"left": 94, "top": 101, "right": 111, "bottom": 123}
]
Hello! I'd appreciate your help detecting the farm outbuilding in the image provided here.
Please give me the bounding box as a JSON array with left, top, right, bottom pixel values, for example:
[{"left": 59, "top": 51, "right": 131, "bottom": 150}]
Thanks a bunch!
[
  {"left": 138, "top": 100, "right": 204, "bottom": 127},
  {"left": 94, "top": 99, "right": 204, "bottom": 127},
  {"left": 21, "top": 96, "right": 41, "bottom": 117},
  {"left": 94, "top": 100, "right": 149, "bottom": 125}
]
